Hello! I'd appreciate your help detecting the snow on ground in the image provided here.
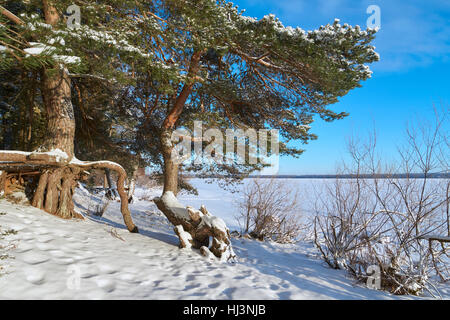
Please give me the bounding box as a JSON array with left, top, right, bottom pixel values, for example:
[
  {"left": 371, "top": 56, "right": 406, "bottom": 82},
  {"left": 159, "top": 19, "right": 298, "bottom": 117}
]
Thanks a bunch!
[{"left": 0, "top": 179, "right": 447, "bottom": 300}]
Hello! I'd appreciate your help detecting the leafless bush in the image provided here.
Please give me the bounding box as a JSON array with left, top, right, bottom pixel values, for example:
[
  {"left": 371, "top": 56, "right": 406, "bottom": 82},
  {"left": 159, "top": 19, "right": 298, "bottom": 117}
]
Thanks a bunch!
[
  {"left": 313, "top": 177, "right": 387, "bottom": 271},
  {"left": 314, "top": 109, "right": 449, "bottom": 297},
  {"left": 236, "top": 179, "right": 303, "bottom": 243}
]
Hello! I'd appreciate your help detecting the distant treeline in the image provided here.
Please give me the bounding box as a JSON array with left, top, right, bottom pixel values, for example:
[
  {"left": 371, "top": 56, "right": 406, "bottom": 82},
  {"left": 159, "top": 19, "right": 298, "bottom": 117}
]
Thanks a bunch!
[{"left": 182, "top": 173, "right": 450, "bottom": 179}]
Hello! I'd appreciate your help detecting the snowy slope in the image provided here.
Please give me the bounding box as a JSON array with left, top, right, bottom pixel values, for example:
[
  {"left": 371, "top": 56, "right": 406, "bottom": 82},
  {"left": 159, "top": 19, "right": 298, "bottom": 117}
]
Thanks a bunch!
[{"left": 0, "top": 182, "right": 444, "bottom": 300}]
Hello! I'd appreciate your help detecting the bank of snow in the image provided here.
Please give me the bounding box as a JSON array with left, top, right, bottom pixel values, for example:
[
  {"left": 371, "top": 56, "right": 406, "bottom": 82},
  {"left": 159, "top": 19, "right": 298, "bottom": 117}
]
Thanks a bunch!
[{"left": 0, "top": 185, "right": 432, "bottom": 300}]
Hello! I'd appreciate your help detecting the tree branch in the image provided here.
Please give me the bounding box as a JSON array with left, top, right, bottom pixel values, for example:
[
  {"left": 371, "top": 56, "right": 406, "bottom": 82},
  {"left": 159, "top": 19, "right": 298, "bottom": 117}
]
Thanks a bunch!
[
  {"left": 162, "top": 50, "right": 205, "bottom": 129},
  {"left": 0, "top": 5, "right": 24, "bottom": 25}
]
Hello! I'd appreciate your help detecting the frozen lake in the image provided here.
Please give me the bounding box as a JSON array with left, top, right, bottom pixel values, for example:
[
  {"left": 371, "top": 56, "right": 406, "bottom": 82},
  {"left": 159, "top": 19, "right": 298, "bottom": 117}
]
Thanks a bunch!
[{"left": 173, "top": 177, "right": 449, "bottom": 233}]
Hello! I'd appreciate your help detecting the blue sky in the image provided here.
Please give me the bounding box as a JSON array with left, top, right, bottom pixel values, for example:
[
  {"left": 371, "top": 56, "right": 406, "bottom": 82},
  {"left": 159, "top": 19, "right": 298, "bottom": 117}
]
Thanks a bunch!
[{"left": 233, "top": 0, "right": 450, "bottom": 174}]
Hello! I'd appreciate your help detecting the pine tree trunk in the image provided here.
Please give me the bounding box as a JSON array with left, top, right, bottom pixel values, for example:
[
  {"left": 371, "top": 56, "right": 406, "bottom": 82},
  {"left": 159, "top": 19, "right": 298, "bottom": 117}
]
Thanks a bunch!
[
  {"left": 105, "top": 168, "right": 113, "bottom": 189},
  {"left": 127, "top": 164, "right": 139, "bottom": 203},
  {"left": 26, "top": 1, "right": 79, "bottom": 219},
  {"left": 104, "top": 168, "right": 118, "bottom": 199},
  {"left": 40, "top": 67, "right": 75, "bottom": 158},
  {"left": 37, "top": 0, "right": 74, "bottom": 158},
  {"left": 161, "top": 129, "right": 179, "bottom": 196},
  {"left": 30, "top": 65, "right": 78, "bottom": 218},
  {"left": 159, "top": 51, "right": 204, "bottom": 197}
]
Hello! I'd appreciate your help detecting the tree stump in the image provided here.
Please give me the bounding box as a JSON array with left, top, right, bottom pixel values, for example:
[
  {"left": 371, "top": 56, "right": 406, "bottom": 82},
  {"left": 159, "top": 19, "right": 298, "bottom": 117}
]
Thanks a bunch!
[{"left": 154, "top": 191, "right": 236, "bottom": 261}]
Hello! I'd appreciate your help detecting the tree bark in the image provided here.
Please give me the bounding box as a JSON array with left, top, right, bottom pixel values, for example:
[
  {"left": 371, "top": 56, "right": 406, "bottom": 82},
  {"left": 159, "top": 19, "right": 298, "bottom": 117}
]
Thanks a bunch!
[
  {"left": 0, "top": 5, "right": 24, "bottom": 25},
  {"left": 40, "top": 67, "right": 75, "bottom": 159},
  {"left": 44, "top": 168, "right": 63, "bottom": 214},
  {"left": 26, "top": 1, "right": 78, "bottom": 219},
  {"left": 105, "top": 168, "right": 114, "bottom": 189},
  {"left": 31, "top": 170, "right": 48, "bottom": 209},
  {"left": 42, "top": 0, "right": 59, "bottom": 25},
  {"left": 56, "top": 167, "right": 80, "bottom": 219},
  {"left": 161, "top": 129, "right": 179, "bottom": 195},
  {"left": 162, "top": 50, "right": 204, "bottom": 129},
  {"left": 127, "top": 164, "right": 139, "bottom": 202},
  {"left": 104, "top": 168, "right": 118, "bottom": 199},
  {"left": 159, "top": 51, "right": 204, "bottom": 195},
  {"left": 39, "top": 0, "right": 75, "bottom": 159}
]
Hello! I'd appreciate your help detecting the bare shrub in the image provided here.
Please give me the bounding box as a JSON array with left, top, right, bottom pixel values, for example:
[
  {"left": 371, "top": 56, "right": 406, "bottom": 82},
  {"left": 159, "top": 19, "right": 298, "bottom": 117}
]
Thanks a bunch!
[
  {"left": 313, "top": 177, "right": 387, "bottom": 271},
  {"left": 314, "top": 109, "right": 449, "bottom": 297},
  {"left": 236, "top": 179, "right": 302, "bottom": 243}
]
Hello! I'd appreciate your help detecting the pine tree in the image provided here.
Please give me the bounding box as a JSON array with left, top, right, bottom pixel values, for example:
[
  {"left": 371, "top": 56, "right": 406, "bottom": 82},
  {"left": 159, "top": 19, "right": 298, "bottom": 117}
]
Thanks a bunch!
[
  {"left": 123, "top": 0, "right": 379, "bottom": 195},
  {"left": 119, "top": 0, "right": 379, "bottom": 259}
]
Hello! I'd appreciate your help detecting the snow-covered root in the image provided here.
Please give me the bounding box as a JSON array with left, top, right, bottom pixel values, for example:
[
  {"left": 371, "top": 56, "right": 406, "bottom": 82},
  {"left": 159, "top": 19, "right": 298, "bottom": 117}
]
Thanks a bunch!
[
  {"left": 67, "top": 159, "right": 138, "bottom": 233},
  {"left": 0, "top": 150, "right": 138, "bottom": 233},
  {"left": 154, "top": 192, "right": 236, "bottom": 262}
]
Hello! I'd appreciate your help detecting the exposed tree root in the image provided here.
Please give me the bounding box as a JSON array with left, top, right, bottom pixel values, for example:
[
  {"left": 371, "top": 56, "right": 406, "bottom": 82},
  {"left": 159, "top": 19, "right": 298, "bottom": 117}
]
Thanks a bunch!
[
  {"left": 0, "top": 150, "right": 138, "bottom": 233},
  {"left": 154, "top": 191, "right": 236, "bottom": 261},
  {"left": 73, "top": 160, "right": 138, "bottom": 233}
]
